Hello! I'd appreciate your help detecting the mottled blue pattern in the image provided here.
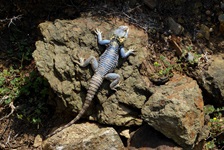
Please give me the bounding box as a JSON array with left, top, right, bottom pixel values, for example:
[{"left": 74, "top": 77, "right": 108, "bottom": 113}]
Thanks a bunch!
[{"left": 97, "top": 39, "right": 119, "bottom": 76}]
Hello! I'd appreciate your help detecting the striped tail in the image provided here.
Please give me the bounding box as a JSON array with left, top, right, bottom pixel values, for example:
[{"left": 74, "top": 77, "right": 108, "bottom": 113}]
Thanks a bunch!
[{"left": 46, "top": 73, "right": 103, "bottom": 138}]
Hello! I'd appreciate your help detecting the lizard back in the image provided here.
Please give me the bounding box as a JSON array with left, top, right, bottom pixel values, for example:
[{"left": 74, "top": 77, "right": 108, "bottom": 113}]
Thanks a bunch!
[{"left": 96, "top": 39, "right": 120, "bottom": 76}]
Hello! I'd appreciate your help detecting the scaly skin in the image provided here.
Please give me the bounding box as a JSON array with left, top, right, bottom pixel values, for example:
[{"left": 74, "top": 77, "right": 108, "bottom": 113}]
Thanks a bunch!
[{"left": 46, "top": 26, "right": 134, "bottom": 138}]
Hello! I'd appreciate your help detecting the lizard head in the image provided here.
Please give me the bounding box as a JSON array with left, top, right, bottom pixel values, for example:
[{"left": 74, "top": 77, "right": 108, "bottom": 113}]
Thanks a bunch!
[{"left": 113, "top": 26, "right": 129, "bottom": 43}]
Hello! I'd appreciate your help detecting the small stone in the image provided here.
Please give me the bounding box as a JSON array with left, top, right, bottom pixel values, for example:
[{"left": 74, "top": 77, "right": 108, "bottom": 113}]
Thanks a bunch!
[
  {"left": 143, "top": 0, "right": 157, "bottom": 9},
  {"left": 205, "top": 10, "right": 211, "bottom": 15},
  {"left": 221, "top": 2, "right": 224, "bottom": 11},
  {"left": 120, "top": 129, "right": 130, "bottom": 139},
  {"left": 218, "top": 14, "right": 224, "bottom": 34},
  {"left": 207, "top": 17, "right": 211, "bottom": 22},
  {"left": 33, "top": 134, "right": 43, "bottom": 148},
  {"left": 167, "top": 17, "right": 184, "bottom": 35},
  {"left": 218, "top": 41, "right": 224, "bottom": 48},
  {"left": 200, "top": 24, "right": 210, "bottom": 40}
]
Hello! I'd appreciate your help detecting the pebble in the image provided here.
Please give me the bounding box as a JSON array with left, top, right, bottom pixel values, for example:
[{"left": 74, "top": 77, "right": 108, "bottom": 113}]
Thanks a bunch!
[
  {"left": 200, "top": 24, "right": 210, "bottom": 40},
  {"left": 221, "top": 2, "right": 224, "bottom": 11},
  {"left": 143, "top": 0, "right": 157, "bottom": 9},
  {"left": 167, "top": 17, "right": 184, "bottom": 35},
  {"left": 218, "top": 14, "right": 224, "bottom": 34},
  {"left": 33, "top": 135, "right": 43, "bottom": 148},
  {"left": 205, "top": 10, "right": 211, "bottom": 15},
  {"left": 120, "top": 129, "right": 130, "bottom": 139}
]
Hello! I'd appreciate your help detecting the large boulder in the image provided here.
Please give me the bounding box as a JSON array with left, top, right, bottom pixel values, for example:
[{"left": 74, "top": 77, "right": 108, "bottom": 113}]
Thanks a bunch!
[
  {"left": 33, "top": 17, "right": 149, "bottom": 126},
  {"left": 141, "top": 74, "right": 204, "bottom": 148}
]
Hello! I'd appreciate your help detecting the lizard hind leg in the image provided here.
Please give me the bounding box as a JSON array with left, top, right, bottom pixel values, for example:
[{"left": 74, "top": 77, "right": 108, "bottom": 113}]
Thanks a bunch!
[
  {"left": 75, "top": 56, "right": 98, "bottom": 72},
  {"left": 105, "top": 73, "right": 120, "bottom": 91}
]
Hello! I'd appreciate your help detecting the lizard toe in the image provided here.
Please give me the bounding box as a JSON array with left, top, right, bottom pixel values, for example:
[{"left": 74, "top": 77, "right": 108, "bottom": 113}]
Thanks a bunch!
[{"left": 94, "top": 28, "right": 102, "bottom": 35}]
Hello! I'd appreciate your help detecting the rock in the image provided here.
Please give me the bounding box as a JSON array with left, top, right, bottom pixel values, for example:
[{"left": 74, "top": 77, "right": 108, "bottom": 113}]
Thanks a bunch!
[
  {"left": 141, "top": 74, "right": 204, "bottom": 148},
  {"left": 128, "top": 125, "right": 182, "bottom": 150},
  {"left": 197, "top": 24, "right": 210, "bottom": 40},
  {"left": 167, "top": 17, "right": 184, "bottom": 35},
  {"left": 221, "top": 2, "right": 224, "bottom": 11},
  {"left": 218, "top": 14, "right": 224, "bottom": 34},
  {"left": 33, "top": 134, "right": 43, "bottom": 148},
  {"left": 42, "top": 122, "right": 124, "bottom": 150},
  {"left": 143, "top": 0, "right": 157, "bottom": 9},
  {"left": 120, "top": 129, "right": 130, "bottom": 139},
  {"left": 33, "top": 17, "right": 149, "bottom": 126},
  {"left": 191, "top": 54, "right": 224, "bottom": 105}
]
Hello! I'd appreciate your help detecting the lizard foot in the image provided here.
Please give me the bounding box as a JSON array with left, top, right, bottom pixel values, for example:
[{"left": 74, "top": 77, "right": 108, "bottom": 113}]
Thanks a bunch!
[
  {"left": 111, "top": 81, "right": 122, "bottom": 92},
  {"left": 111, "top": 87, "right": 118, "bottom": 92},
  {"left": 94, "top": 28, "right": 102, "bottom": 35},
  {"left": 127, "top": 49, "right": 136, "bottom": 55},
  {"left": 73, "top": 56, "right": 85, "bottom": 66}
]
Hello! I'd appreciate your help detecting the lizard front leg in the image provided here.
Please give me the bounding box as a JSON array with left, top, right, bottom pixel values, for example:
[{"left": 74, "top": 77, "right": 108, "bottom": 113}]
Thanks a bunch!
[
  {"left": 95, "top": 28, "right": 110, "bottom": 45},
  {"left": 74, "top": 56, "right": 98, "bottom": 72},
  {"left": 105, "top": 73, "right": 120, "bottom": 91},
  {"left": 120, "top": 47, "right": 135, "bottom": 59}
]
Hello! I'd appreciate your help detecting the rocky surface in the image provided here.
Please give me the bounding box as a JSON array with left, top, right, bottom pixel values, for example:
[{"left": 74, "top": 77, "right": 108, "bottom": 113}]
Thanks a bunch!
[
  {"left": 1, "top": 0, "right": 224, "bottom": 149},
  {"left": 33, "top": 17, "right": 148, "bottom": 126},
  {"left": 33, "top": 17, "right": 207, "bottom": 148},
  {"left": 141, "top": 74, "right": 204, "bottom": 148},
  {"left": 42, "top": 122, "right": 124, "bottom": 150},
  {"left": 191, "top": 54, "right": 224, "bottom": 105}
]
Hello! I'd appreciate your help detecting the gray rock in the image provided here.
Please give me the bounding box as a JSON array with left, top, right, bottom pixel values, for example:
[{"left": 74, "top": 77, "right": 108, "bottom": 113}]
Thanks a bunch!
[
  {"left": 33, "top": 18, "right": 148, "bottom": 126},
  {"left": 167, "top": 17, "right": 184, "bottom": 35},
  {"left": 191, "top": 54, "right": 224, "bottom": 104},
  {"left": 42, "top": 122, "right": 124, "bottom": 150},
  {"left": 141, "top": 74, "right": 204, "bottom": 148},
  {"left": 143, "top": 0, "right": 158, "bottom": 9},
  {"left": 128, "top": 125, "right": 182, "bottom": 150}
]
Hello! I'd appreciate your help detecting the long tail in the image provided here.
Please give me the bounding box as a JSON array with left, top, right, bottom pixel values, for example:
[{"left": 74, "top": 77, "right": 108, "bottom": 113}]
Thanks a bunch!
[{"left": 46, "top": 74, "right": 103, "bottom": 138}]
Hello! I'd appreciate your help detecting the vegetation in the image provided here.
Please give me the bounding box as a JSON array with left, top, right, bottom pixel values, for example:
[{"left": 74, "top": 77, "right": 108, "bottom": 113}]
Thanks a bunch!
[
  {"left": 0, "top": 64, "right": 51, "bottom": 126},
  {"left": 204, "top": 105, "right": 224, "bottom": 149},
  {"left": 0, "top": 67, "right": 24, "bottom": 105}
]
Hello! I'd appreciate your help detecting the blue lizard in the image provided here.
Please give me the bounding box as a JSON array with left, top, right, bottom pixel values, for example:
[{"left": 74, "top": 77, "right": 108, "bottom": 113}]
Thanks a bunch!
[{"left": 47, "top": 26, "right": 134, "bottom": 137}]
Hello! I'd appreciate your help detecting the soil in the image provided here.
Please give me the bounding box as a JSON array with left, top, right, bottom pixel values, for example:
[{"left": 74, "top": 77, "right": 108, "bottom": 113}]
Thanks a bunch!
[{"left": 0, "top": 0, "right": 223, "bottom": 149}]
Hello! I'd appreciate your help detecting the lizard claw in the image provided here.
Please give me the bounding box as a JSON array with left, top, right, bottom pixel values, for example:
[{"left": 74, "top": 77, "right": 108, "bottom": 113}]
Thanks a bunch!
[
  {"left": 111, "top": 81, "right": 122, "bottom": 92},
  {"left": 79, "top": 57, "right": 85, "bottom": 66},
  {"left": 128, "top": 49, "right": 136, "bottom": 55},
  {"left": 94, "top": 28, "right": 102, "bottom": 35},
  {"left": 73, "top": 55, "right": 84, "bottom": 66}
]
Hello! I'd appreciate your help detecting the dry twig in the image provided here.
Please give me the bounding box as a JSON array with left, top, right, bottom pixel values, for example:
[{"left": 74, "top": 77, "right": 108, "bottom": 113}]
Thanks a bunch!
[
  {"left": 0, "top": 14, "right": 23, "bottom": 27},
  {"left": 0, "top": 118, "right": 10, "bottom": 139},
  {"left": 0, "top": 102, "right": 16, "bottom": 121},
  {"left": 5, "top": 131, "right": 12, "bottom": 147}
]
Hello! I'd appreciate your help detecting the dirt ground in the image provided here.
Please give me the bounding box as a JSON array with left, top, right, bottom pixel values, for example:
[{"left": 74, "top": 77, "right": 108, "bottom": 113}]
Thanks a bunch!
[{"left": 0, "top": 0, "right": 223, "bottom": 149}]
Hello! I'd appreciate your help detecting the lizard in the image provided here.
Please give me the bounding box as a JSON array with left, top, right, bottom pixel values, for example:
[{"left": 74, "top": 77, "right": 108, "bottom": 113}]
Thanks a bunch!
[{"left": 46, "top": 26, "right": 134, "bottom": 138}]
